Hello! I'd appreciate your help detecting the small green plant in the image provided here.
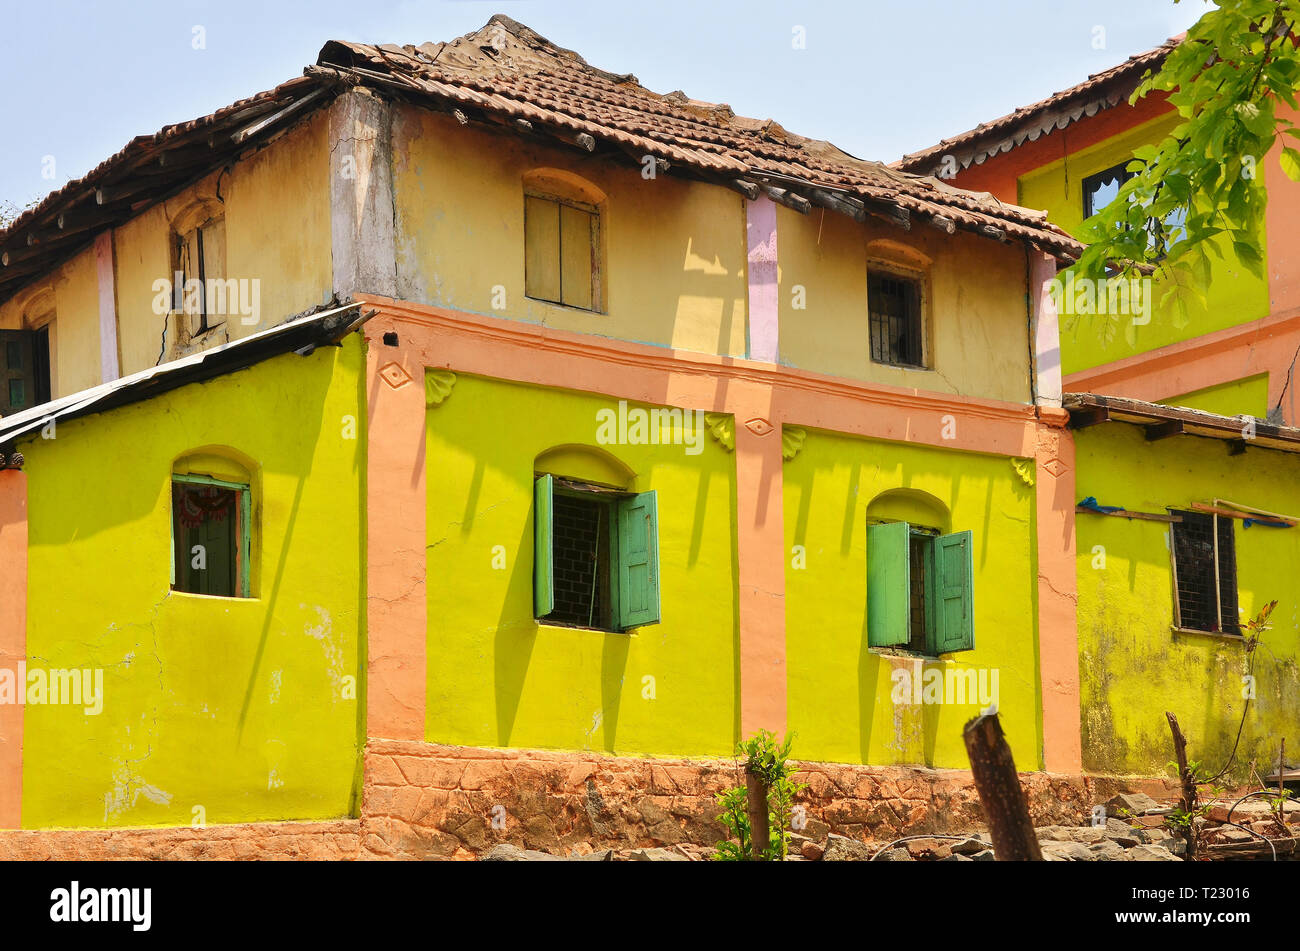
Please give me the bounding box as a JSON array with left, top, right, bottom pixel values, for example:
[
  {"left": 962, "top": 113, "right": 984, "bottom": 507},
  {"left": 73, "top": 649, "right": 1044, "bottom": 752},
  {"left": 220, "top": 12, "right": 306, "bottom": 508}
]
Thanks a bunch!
[{"left": 714, "top": 730, "right": 807, "bottom": 861}]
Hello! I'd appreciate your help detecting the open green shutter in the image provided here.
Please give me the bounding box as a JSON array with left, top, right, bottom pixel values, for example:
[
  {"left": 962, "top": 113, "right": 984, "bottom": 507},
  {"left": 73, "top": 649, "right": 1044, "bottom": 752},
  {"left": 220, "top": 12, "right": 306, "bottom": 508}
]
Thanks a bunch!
[
  {"left": 533, "top": 474, "right": 555, "bottom": 618},
  {"left": 867, "top": 521, "right": 910, "bottom": 647},
  {"left": 616, "top": 490, "right": 660, "bottom": 628},
  {"left": 933, "top": 530, "right": 974, "bottom": 653}
]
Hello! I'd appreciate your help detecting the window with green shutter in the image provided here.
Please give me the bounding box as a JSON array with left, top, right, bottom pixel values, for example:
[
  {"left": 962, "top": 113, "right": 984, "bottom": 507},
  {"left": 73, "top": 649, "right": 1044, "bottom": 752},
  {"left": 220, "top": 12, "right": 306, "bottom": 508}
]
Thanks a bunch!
[
  {"left": 171, "top": 474, "right": 251, "bottom": 598},
  {"left": 867, "top": 520, "right": 974, "bottom": 655},
  {"left": 533, "top": 474, "right": 659, "bottom": 632}
]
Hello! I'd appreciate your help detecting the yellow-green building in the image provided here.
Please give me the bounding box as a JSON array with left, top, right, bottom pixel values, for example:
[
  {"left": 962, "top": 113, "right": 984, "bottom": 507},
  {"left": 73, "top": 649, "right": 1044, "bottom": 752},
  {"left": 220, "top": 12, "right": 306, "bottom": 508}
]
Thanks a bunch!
[{"left": 0, "top": 16, "right": 1089, "bottom": 854}]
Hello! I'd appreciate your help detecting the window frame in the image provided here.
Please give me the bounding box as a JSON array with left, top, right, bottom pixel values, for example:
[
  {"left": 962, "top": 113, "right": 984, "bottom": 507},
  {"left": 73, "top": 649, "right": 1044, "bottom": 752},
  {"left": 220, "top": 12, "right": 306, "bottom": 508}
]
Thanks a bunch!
[
  {"left": 523, "top": 188, "right": 604, "bottom": 313},
  {"left": 866, "top": 261, "right": 930, "bottom": 370},
  {"left": 533, "top": 473, "right": 658, "bottom": 633},
  {"left": 1169, "top": 509, "right": 1240, "bottom": 635},
  {"left": 1082, "top": 160, "right": 1185, "bottom": 254},
  {"left": 173, "top": 215, "right": 227, "bottom": 339},
  {"left": 1082, "top": 161, "right": 1137, "bottom": 220},
  {"left": 867, "top": 518, "right": 974, "bottom": 656},
  {"left": 170, "top": 472, "right": 252, "bottom": 599}
]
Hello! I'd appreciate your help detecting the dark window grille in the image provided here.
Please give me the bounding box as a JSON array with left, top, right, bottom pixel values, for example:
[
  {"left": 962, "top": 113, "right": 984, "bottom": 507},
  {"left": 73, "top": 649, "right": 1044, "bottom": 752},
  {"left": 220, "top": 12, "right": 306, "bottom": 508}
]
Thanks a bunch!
[
  {"left": 1215, "top": 515, "right": 1240, "bottom": 633},
  {"left": 869, "top": 273, "right": 923, "bottom": 367},
  {"left": 545, "top": 493, "right": 611, "bottom": 629},
  {"left": 1171, "top": 510, "right": 1239, "bottom": 634},
  {"left": 907, "top": 532, "right": 930, "bottom": 653}
]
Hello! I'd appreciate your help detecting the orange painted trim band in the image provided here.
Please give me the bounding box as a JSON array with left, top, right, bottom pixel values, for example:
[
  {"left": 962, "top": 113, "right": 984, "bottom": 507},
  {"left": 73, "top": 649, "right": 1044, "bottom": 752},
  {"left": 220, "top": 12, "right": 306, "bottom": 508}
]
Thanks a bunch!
[{"left": 0, "top": 471, "right": 27, "bottom": 828}]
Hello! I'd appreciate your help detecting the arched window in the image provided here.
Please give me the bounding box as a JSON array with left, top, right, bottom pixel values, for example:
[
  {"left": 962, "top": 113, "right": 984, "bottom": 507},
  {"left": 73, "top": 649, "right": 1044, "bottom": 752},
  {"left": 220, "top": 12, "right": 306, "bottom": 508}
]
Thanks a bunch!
[
  {"left": 170, "top": 448, "right": 256, "bottom": 598},
  {"left": 865, "top": 489, "right": 973, "bottom": 656},
  {"left": 523, "top": 169, "right": 605, "bottom": 312},
  {"left": 531, "top": 445, "right": 658, "bottom": 633}
]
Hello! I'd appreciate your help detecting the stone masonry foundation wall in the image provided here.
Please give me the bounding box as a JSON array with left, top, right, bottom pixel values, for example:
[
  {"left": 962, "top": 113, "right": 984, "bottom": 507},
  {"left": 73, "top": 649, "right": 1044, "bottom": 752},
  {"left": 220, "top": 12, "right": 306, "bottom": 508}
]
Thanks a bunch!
[{"left": 0, "top": 739, "right": 1114, "bottom": 859}]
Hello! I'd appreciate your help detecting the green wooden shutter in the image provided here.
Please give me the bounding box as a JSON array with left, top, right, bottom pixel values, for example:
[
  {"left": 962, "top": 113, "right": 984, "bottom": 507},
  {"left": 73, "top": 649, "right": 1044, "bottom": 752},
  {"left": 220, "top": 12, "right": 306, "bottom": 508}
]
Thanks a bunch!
[
  {"left": 933, "top": 530, "right": 975, "bottom": 653},
  {"left": 866, "top": 521, "right": 910, "bottom": 647},
  {"left": 616, "top": 490, "right": 660, "bottom": 628},
  {"left": 533, "top": 474, "right": 555, "bottom": 618},
  {"left": 0, "top": 330, "right": 36, "bottom": 414}
]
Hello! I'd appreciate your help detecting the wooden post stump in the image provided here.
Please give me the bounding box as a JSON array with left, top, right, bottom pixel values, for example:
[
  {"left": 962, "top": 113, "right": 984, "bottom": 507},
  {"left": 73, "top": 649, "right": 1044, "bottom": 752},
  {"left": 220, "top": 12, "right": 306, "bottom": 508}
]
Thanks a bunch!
[{"left": 963, "top": 711, "right": 1042, "bottom": 860}]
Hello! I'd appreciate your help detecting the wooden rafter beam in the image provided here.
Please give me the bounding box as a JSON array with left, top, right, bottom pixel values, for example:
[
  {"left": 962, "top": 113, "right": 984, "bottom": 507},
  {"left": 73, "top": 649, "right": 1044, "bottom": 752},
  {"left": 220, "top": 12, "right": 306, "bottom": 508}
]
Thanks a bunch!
[
  {"left": 1068, "top": 407, "right": 1109, "bottom": 429},
  {"left": 758, "top": 185, "right": 811, "bottom": 214},
  {"left": 1144, "top": 419, "right": 1185, "bottom": 441}
]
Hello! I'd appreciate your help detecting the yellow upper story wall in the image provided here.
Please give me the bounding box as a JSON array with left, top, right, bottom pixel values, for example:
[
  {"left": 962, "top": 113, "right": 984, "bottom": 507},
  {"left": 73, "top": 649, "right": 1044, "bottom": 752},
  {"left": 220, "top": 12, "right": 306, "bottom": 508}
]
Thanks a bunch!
[
  {"left": 0, "top": 113, "right": 333, "bottom": 403},
  {"left": 1018, "top": 112, "right": 1271, "bottom": 376},
  {"left": 392, "top": 108, "right": 749, "bottom": 358},
  {"left": 0, "top": 243, "right": 101, "bottom": 399},
  {"left": 776, "top": 206, "right": 1034, "bottom": 404},
  {"left": 116, "top": 113, "right": 333, "bottom": 376},
  {"left": 1160, "top": 374, "right": 1270, "bottom": 419}
]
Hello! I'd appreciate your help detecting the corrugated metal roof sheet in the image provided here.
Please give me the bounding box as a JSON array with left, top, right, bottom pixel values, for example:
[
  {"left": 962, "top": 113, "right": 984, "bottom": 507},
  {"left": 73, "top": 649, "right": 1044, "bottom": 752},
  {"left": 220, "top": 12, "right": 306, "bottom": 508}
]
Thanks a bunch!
[{"left": 0, "top": 302, "right": 366, "bottom": 456}]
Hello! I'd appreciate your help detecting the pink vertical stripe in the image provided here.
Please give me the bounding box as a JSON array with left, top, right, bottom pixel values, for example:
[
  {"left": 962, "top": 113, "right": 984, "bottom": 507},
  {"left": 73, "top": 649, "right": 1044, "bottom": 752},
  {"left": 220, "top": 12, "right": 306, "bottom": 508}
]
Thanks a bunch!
[
  {"left": 95, "top": 232, "right": 119, "bottom": 383},
  {"left": 1031, "top": 251, "right": 1061, "bottom": 406},
  {"left": 746, "top": 196, "right": 779, "bottom": 364}
]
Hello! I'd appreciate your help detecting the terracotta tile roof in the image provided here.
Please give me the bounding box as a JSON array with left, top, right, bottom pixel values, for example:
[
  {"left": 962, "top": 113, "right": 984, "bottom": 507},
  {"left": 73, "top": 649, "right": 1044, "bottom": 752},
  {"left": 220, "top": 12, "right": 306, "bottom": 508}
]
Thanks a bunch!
[
  {"left": 895, "top": 38, "right": 1178, "bottom": 177},
  {"left": 311, "top": 16, "right": 1080, "bottom": 261},
  {"left": 0, "top": 16, "right": 1082, "bottom": 306}
]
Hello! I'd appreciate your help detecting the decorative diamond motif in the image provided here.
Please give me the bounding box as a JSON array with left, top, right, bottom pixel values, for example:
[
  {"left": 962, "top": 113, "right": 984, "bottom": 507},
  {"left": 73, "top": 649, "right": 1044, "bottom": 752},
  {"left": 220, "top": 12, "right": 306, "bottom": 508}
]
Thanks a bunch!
[{"left": 379, "top": 362, "right": 412, "bottom": 389}]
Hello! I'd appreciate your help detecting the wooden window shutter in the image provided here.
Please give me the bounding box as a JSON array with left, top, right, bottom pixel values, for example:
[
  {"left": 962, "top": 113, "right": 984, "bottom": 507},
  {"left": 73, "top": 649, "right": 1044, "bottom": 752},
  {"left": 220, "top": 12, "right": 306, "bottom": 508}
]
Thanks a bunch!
[
  {"left": 559, "top": 204, "right": 595, "bottom": 310},
  {"left": 866, "top": 521, "right": 911, "bottom": 647},
  {"left": 615, "top": 491, "right": 660, "bottom": 628},
  {"left": 932, "top": 530, "right": 975, "bottom": 653},
  {"left": 0, "top": 330, "right": 36, "bottom": 414},
  {"left": 524, "top": 196, "right": 562, "bottom": 304},
  {"left": 533, "top": 474, "right": 555, "bottom": 617}
]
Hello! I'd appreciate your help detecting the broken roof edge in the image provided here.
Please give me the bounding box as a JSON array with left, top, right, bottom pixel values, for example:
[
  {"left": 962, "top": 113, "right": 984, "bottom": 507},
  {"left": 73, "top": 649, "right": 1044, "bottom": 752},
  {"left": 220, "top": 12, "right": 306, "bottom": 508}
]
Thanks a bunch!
[
  {"left": 0, "top": 75, "right": 334, "bottom": 307},
  {"left": 1063, "top": 392, "right": 1300, "bottom": 455},
  {"left": 0, "top": 301, "right": 367, "bottom": 453},
  {"left": 894, "top": 38, "right": 1179, "bottom": 176},
  {"left": 312, "top": 18, "right": 1082, "bottom": 262},
  {"left": 1, "top": 12, "right": 1083, "bottom": 301}
]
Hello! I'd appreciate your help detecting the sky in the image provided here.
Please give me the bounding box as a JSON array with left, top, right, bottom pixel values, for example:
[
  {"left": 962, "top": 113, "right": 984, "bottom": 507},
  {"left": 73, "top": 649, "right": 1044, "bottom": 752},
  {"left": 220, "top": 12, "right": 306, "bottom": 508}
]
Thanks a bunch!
[{"left": 0, "top": 0, "right": 1207, "bottom": 210}]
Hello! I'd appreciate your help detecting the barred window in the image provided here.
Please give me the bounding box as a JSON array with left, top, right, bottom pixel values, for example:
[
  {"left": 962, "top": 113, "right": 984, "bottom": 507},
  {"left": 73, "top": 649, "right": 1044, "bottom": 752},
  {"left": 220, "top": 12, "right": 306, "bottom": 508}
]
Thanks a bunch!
[
  {"left": 546, "top": 492, "right": 613, "bottom": 629},
  {"left": 534, "top": 474, "right": 660, "bottom": 632},
  {"left": 868, "top": 272, "right": 924, "bottom": 368},
  {"left": 1171, "top": 510, "right": 1239, "bottom": 634}
]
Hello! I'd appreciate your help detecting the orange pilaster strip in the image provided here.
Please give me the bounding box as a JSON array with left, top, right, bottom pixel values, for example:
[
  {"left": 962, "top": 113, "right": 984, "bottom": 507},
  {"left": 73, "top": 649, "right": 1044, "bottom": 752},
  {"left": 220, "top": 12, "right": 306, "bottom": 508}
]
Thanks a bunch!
[{"left": 0, "top": 471, "right": 27, "bottom": 828}]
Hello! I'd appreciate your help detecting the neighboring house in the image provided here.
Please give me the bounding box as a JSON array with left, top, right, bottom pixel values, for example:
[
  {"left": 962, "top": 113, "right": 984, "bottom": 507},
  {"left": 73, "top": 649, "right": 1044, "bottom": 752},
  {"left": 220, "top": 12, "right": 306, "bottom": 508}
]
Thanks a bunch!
[
  {"left": 0, "top": 16, "right": 1085, "bottom": 853},
  {"left": 897, "top": 38, "right": 1300, "bottom": 425},
  {"left": 902, "top": 40, "right": 1300, "bottom": 783},
  {"left": 1066, "top": 394, "right": 1300, "bottom": 780}
]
